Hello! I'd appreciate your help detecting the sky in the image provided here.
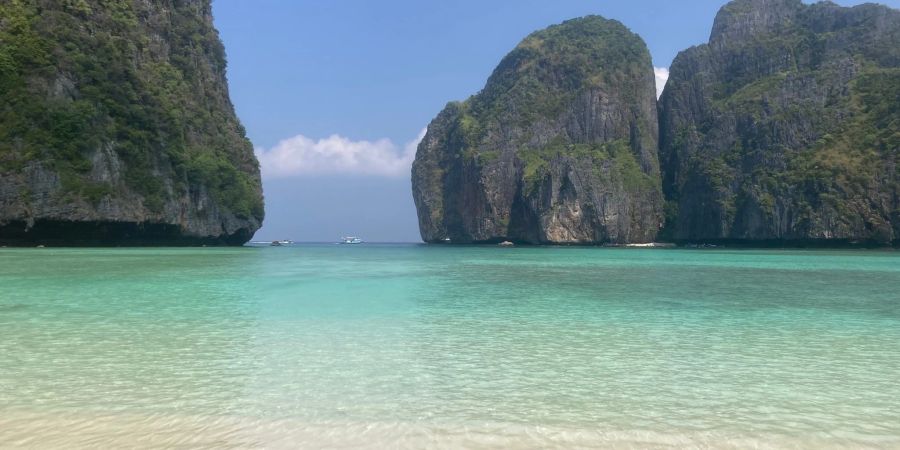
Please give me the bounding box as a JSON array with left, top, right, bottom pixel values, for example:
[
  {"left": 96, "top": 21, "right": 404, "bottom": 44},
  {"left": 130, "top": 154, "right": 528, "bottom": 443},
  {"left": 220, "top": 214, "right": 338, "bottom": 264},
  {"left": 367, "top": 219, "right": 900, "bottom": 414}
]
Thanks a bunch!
[{"left": 213, "top": 0, "right": 899, "bottom": 242}]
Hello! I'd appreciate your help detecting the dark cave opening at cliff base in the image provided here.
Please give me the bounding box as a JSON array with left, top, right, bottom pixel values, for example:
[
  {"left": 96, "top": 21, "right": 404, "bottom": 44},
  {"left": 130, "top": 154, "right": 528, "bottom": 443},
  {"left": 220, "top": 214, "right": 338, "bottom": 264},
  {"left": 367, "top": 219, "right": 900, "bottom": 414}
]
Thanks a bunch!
[{"left": 0, "top": 220, "right": 252, "bottom": 247}]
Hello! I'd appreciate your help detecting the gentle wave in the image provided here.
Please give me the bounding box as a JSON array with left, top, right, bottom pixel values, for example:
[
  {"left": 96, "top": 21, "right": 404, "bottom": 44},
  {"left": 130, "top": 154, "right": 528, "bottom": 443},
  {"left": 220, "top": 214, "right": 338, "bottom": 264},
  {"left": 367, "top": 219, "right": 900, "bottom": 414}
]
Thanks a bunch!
[
  {"left": 3, "top": 410, "right": 898, "bottom": 449},
  {"left": 2, "top": 246, "right": 900, "bottom": 448}
]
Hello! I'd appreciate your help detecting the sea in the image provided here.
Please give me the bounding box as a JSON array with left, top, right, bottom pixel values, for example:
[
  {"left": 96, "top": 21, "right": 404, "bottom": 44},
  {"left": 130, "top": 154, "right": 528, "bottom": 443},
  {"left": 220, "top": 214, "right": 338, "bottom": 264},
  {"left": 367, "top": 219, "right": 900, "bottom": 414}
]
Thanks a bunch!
[{"left": 1, "top": 244, "right": 898, "bottom": 448}]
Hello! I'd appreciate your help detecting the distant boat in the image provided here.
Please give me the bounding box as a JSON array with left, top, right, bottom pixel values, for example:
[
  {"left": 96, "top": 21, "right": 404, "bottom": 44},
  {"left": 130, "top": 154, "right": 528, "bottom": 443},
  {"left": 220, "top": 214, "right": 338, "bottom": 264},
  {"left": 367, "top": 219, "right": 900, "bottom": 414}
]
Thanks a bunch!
[
  {"left": 340, "top": 236, "right": 363, "bottom": 244},
  {"left": 270, "top": 240, "right": 293, "bottom": 246}
]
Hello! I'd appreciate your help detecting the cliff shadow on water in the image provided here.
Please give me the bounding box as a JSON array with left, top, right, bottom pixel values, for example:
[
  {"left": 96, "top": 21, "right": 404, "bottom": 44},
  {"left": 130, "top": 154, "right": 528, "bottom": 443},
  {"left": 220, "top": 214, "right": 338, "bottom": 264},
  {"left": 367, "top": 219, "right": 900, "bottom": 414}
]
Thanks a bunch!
[{"left": 0, "top": 220, "right": 252, "bottom": 247}]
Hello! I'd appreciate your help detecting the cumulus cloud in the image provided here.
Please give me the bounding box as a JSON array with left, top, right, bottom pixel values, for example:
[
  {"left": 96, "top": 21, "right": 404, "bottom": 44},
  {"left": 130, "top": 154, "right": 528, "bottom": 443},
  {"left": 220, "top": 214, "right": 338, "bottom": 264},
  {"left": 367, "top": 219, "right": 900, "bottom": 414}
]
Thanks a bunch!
[
  {"left": 654, "top": 67, "right": 670, "bottom": 99},
  {"left": 256, "top": 128, "right": 427, "bottom": 178}
]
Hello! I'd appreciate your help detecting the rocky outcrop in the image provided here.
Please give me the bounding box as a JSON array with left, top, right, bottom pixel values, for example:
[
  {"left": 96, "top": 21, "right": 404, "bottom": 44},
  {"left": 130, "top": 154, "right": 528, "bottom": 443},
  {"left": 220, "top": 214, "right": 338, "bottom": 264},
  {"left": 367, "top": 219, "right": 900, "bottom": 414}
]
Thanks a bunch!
[
  {"left": 412, "top": 16, "right": 663, "bottom": 244},
  {"left": 0, "top": 0, "right": 263, "bottom": 246},
  {"left": 659, "top": 0, "right": 900, "bottom": 246}
]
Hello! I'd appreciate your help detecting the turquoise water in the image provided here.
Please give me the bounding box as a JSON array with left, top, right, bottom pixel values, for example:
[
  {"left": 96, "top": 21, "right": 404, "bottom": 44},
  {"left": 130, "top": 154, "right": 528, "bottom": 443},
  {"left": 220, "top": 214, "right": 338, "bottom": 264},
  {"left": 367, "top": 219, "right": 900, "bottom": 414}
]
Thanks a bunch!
[{"left": 1, "top": 245, "right": 899, "bottom": 448}]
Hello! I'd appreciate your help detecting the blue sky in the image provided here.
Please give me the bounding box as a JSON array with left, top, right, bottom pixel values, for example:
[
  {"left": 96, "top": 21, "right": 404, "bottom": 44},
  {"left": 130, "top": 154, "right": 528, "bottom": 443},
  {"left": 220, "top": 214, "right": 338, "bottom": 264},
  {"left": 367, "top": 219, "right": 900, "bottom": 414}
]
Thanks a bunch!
[{"left": 213, "top": 0, "right": 898, "bottom": 242}]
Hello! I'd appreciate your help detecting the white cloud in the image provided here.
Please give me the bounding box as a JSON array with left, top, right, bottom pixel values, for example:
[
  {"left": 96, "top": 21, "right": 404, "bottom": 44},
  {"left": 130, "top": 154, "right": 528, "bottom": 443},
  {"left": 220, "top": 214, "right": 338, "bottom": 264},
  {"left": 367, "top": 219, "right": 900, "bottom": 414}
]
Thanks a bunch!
[
  {"left": 256, "top": 128, "right": 427, "bottom": 178},
  {"left": 654, "top": 67, "right": 670, "bottom": 99}
]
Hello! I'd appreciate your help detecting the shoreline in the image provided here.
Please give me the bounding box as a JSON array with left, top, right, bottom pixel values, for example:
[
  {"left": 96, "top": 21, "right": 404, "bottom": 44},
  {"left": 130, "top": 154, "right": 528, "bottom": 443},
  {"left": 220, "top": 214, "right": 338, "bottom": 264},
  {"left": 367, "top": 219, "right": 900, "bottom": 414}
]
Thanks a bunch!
[
  {"left": 419, "top": 240, "right": 898, "bottom": 250},
  {"left": 2, "top": 241, "right": 898, "bottom": 250},
  {"left": 2, "top": 410, "right": 895, "bottom": 449}
]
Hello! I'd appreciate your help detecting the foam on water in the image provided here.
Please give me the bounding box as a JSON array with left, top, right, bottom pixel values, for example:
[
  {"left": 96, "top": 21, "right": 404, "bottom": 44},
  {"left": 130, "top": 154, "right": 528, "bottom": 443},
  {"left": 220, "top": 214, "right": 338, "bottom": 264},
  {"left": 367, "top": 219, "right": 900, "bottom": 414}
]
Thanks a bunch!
[{"left": 1, "top": 245, "right": 899, "bottom": 448}]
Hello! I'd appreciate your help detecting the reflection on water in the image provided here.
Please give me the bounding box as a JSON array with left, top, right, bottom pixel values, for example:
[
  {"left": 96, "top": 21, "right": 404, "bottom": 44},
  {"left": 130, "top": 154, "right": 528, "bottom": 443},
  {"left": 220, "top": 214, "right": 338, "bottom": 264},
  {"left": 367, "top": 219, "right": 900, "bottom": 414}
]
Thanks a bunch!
[{"left": 1, "top": 246, "right": 899, "bottom": 447}]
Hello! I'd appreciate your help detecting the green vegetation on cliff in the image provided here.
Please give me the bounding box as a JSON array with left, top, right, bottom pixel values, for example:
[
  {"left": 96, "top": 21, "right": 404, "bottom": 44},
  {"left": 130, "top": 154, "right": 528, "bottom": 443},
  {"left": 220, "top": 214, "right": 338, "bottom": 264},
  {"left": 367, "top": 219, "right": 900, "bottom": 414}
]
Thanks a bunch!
[
  {"left": 659, "top": 0, "right": 899, "bottom": 244},
  {"left": 518, "top": 139, "right": 657, "bottom": 194},
  {"left": 412, "top": 16, "right": 662, "bottom": 244},
  {"left": 459, "top": 16, "right": 654, "bottom": 162},
  {"left": 0, "top": 0, "right": 262, "bottom": 220},
  {"left": 451, "top": 15, "right": 660, "bottom": 176}
]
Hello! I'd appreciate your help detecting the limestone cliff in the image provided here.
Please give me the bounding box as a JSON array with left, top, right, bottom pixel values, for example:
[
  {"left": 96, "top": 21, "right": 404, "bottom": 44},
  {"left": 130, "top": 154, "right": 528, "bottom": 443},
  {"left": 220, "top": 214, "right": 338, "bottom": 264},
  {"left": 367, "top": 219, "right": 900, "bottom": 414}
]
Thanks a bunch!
[
  {"left": 659, "top": 0, "right": 899, "bottom": 246},
  {"left": 0, "top": 0, "right": 263, "bottom": 245},
  {"left": 412, "top": 16, "right": 663, "bottom": 244}
]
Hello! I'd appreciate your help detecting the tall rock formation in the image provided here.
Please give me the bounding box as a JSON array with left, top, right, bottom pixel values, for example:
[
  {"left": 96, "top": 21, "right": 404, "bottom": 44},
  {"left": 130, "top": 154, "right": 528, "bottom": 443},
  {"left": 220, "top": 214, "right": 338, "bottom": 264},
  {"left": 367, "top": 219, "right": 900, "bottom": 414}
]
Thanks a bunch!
[
  {"left": 659, "top": 0, "right": 899, "bottom": 246},
  {"left": 412, "top": 16, "right": 663, "bottom": 244},
  {"left": 0, "top": 0, "right": 263, "bottom": 246}
]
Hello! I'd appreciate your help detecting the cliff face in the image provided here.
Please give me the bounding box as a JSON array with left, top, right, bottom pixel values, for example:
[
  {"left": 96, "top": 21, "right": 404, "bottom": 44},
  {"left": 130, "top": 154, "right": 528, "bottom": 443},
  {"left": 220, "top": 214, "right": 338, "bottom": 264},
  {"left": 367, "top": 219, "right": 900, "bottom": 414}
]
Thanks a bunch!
[
  {"left": 412, "top": 16, "right": 662, "bottom": 244},
  {"left": 0, "top": 0, "right": 263, "bottom": 246},
  {"left": 659, "top": 0, "right": 900, "bottom": 245}
]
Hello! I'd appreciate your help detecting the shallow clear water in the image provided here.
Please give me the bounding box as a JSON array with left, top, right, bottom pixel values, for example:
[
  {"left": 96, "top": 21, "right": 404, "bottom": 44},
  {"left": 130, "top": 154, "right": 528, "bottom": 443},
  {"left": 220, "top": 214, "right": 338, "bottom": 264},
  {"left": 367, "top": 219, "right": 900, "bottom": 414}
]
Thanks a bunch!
[{"left": 1, "top": 245, "right": 899, "bottom": 448}]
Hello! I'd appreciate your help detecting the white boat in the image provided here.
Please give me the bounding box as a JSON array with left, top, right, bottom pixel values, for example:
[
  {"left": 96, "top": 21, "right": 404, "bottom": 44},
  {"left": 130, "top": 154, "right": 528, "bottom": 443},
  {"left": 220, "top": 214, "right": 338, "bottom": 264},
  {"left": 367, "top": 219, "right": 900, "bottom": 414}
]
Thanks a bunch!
[
  {"left": 270, "top": 239, "right": 293, "bottom": 246},
  {"left": 340, "top": 236, "right": 363, "bottom": 244}
]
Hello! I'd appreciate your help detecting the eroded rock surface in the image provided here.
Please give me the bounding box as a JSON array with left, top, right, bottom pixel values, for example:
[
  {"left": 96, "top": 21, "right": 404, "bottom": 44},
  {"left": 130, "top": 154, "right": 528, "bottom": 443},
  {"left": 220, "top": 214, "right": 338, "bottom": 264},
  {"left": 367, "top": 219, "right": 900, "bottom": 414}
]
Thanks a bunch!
[
  {"left": 0, "top": 0, "right": 263, "bottom": 246},
  {"left": 659, "top": 0, "right": 900, "bottom": 246},
  {"left": 412, "top": 16, "right": 663, "bottom": 244}
]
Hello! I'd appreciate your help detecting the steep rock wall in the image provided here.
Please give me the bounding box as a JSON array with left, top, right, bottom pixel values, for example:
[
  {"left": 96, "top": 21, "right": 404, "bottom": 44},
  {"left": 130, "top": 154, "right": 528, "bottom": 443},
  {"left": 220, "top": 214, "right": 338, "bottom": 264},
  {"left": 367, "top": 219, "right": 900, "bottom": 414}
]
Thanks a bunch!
[
  {"left": 659, "top": 0, "right": 899, "bottom": 246},
  {"left": 412, "top": 16, "right": 662, "bottom": 244},
  {"left": 0, "top": 0, "right": 263, "bottom": 246}
]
